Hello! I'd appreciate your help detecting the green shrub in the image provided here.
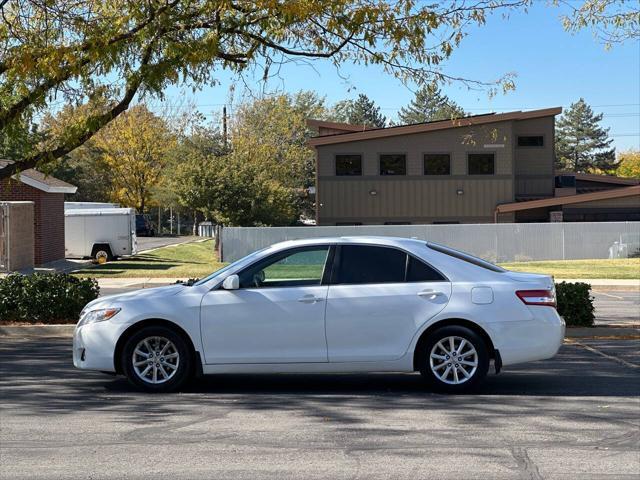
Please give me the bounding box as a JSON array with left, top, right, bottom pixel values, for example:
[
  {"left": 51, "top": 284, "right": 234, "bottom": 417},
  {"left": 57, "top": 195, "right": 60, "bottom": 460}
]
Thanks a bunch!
[
  {"left": 0, "top": 273, "right": 99, "bottom": 324},
  {"left": 555, "top": 281, "right": 595, "bottom": 327}
]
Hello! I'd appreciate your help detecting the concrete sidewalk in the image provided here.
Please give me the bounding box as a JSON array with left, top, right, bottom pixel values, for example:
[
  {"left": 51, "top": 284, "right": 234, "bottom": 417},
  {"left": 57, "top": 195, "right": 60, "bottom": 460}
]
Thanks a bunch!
[{"left": 557, "top": 278, "right": 639, "bottom": 290}]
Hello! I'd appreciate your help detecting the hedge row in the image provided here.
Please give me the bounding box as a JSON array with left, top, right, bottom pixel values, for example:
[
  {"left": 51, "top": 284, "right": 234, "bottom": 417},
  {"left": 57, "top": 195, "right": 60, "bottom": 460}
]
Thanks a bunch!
[
  {"left": 555, "top": 281, "right": 595, "bottom": 327},
  {"left": 0, "top": 273, "right": 99, "bottom": 324}
]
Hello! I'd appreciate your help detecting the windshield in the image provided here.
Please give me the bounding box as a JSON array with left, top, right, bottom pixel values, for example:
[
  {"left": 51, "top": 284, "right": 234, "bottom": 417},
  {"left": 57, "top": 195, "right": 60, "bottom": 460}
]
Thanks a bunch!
[
  {"left": 194, "top": 247, "right": 270, "bottom": 286},
  {"left": 427, "top": 242, "right": 506, "bottom": 273}
]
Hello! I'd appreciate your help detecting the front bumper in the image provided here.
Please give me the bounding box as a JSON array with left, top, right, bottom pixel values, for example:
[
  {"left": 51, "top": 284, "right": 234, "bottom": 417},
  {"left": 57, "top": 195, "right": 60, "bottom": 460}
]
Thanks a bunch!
[{"left": 73, "top": 320, "right": 129, "bottom": 372}]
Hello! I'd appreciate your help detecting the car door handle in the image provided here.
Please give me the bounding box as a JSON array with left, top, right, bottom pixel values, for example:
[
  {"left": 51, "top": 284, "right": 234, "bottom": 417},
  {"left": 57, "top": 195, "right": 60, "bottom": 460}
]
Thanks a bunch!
[
  {"left": 297, "top": 295, "right": 324, "bottom": 304},
  {"left": 418, "top": 289, "right": 444, "bottom": 299}
]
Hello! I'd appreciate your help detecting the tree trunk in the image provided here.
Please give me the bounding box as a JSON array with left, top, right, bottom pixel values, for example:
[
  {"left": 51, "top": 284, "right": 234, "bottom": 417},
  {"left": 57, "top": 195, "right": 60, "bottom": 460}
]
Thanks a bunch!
[{"left": 192, "top": 210, "right": 198, "bottom": 236}]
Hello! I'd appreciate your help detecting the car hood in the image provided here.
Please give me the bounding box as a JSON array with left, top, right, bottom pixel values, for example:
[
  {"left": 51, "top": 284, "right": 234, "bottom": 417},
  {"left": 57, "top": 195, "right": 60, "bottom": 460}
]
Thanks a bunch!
[{"left": 84, "top": 284, "right": 187, "bottom": 310}]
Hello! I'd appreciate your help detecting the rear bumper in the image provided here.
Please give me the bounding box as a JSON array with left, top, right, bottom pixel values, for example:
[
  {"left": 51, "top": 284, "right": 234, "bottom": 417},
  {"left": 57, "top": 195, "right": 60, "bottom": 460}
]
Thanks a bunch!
[{"left": 489, "top": 307, "right": 565, "bottom": 366}]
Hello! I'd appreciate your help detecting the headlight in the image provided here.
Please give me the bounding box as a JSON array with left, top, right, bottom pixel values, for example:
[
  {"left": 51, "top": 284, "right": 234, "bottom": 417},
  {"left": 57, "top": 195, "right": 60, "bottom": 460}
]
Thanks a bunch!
[{"left": 77, "top": 308, "right": 121, "bottom": 327}]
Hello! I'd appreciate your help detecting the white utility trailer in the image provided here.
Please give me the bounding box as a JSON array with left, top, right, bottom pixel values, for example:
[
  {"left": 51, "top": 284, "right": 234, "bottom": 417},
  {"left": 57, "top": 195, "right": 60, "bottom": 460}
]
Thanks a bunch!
[
  {"left": 65, "top": 208, "right": 137, "bottom": 262},
  {"left": 64, "top": 201, "right": 119, "bottom": 210}
]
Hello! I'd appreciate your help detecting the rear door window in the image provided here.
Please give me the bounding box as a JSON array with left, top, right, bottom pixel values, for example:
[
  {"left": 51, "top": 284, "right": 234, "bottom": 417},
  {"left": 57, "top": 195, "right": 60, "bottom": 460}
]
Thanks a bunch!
[{"left": 334, "top": 245, "right": 406, "bottom": 284}]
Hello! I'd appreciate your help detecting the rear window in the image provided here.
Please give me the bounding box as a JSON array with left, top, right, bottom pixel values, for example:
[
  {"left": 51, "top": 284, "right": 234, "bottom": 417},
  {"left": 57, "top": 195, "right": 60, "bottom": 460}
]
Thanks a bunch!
[{"left": 427, "top": 242, "right": 505, "bottom": 273}]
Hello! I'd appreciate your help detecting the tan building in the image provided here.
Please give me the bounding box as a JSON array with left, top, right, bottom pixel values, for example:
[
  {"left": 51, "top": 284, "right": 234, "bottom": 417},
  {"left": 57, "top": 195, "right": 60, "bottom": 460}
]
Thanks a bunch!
[{"left": 308, "top": 109, "right": 639, "bottom": 225}]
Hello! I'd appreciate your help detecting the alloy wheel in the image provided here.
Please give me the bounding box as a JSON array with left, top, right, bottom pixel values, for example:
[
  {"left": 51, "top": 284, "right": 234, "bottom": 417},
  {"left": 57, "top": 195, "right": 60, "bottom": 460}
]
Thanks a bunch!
[
  {"left": 429, "top": 335, "right": 478, "bottom": 385},
  {"left": 131, "top": 336, "right": 180, "bottom": 384}
]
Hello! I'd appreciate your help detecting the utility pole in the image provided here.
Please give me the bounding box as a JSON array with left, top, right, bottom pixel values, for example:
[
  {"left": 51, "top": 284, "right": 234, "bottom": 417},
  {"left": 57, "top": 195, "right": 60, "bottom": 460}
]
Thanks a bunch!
[{"left": 222, "top": 105, "right": 228, "bottom": 149}]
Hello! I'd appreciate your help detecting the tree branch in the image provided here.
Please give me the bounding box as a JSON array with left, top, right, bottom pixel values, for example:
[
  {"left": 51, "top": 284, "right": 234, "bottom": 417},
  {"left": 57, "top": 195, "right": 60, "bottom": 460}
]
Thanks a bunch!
[{"left": 0, "top": 44, "right": 156, "bottom": 179}]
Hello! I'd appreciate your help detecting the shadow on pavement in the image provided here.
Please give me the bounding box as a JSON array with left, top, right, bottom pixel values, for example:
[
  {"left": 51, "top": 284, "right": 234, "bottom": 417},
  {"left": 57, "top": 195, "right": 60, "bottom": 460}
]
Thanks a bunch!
[{"left": 1, "top": 337, "right": 638, "bottom": 426}]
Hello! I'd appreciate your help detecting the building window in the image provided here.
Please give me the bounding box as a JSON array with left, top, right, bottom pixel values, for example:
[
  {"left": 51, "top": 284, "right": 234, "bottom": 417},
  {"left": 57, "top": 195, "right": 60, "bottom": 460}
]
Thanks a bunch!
[
  {"left": 335, "top": 154, "right": 362, "bottom": 176},
  {"left": 468, "top": 153, "right": 495, "bottom": 175},
  {"left": 380, "top": 154, "right": 406, "bottom": 175},
  {"left": 517, "top": 135, "right": 544, "bottom": 147},
  {"left": 424, "top": 154, "right": 451, "bottom": 175}
]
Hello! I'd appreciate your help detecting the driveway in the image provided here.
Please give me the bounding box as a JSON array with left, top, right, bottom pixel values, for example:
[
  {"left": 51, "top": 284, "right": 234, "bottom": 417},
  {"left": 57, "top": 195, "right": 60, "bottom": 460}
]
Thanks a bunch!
[
  {"left": 0, "top": 337, "right": 638, "bottom": 479},
  {"left": 592, "top": 289, "right": 640, "bottom": 325},
  {"left": 136, "top": 235, "right": 200, "bottom": 253}
]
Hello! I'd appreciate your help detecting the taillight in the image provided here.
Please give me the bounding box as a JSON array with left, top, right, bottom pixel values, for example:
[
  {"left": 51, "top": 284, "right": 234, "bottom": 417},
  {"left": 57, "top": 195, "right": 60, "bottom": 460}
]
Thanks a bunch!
[{"left": 516, "top": 289, "right": 556, "bottom": 307}]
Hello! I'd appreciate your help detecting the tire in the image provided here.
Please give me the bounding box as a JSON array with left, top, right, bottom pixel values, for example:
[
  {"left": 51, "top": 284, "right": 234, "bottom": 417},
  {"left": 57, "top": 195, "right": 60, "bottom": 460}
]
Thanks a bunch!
[
  {"left": 419, "top": 325, "right": 489, "bottom": 393},
  {"left": 121, "top": 325, "right": 193, "bottom": 393},
  {"left": 92, "top": 244, "right": 113, "bottom": 263}
]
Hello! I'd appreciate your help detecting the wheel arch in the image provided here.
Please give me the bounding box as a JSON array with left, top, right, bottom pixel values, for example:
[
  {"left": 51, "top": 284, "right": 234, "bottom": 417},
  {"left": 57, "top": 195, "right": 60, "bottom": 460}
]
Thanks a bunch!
[
  {"left": 91, "top": 243, "right": 113, "bottom": 260},
  {"left": 113, "top": 318, "right": 200, "bottom": 375},
  {"left": 412, "top": 318, "right": 496, "bottom": 371}
]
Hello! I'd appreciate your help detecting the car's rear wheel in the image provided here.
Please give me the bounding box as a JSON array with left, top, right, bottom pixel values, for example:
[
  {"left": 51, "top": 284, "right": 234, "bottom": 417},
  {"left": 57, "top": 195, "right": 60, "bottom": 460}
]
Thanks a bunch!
[
  {"left": 419, "top": 325, "right": 489, "bottom": 393},
  {"left": 121, "top": 326, "right": 192, "bottom": 392}
]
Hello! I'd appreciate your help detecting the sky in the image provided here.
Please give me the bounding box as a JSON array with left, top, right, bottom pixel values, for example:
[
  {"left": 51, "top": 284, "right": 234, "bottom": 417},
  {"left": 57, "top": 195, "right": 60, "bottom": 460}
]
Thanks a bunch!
[{"left": 161, "top": 2, "right": 640, "bottom": 152}]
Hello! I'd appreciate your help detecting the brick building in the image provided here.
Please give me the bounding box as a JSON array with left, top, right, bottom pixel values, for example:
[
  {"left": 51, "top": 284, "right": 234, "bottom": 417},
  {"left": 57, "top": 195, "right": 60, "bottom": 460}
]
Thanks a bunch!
[{"left": 0, "top": 160, "right": 76, "bottom": 265}]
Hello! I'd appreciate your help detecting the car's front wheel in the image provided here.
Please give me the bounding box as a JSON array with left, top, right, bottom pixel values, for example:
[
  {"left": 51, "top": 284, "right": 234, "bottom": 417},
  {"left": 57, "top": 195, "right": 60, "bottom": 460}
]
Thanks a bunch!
[
  {"left": 121, "top": 326, "right": 192, "bottom": 392},
  {"left": 419, "top": 325, "right": 489, "bottom": 393}
]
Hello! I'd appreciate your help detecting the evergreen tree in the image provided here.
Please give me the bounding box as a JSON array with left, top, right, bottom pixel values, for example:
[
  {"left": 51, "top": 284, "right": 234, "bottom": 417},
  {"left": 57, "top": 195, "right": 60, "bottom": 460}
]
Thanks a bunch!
[
  {"left": 397, "top": 85, "right": 465, "bottom": 124},
  {"left": 332, "top": 94, "right": 387, "bottom": 127},
  {"left": 555, "top": 98, "right": 616, "bottom": 172}
]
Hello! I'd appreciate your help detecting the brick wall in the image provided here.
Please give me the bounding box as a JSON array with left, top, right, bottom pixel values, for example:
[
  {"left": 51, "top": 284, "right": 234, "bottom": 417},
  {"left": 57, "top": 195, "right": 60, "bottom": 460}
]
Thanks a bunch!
[{"left": 0, "top": 178, "right": 65, "bottom": 265}]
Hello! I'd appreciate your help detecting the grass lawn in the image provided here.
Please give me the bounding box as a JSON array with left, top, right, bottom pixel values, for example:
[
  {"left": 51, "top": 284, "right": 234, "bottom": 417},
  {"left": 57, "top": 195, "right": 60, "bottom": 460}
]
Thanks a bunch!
[
  {"left": 499, "top": 258, "right": 640, "bottom": 280},
  {"left": 72, "top": 240, "right": 225, "bottom": 279},
  {"left": 72, "top": 239, "right": 640, "bottom": 280}
]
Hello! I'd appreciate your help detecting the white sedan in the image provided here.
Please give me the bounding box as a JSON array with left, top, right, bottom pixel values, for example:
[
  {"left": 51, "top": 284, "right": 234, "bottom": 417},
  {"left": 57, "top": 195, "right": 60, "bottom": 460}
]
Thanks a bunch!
[{"left": 73, "top": 237, "right": 565, "bottom": 393}]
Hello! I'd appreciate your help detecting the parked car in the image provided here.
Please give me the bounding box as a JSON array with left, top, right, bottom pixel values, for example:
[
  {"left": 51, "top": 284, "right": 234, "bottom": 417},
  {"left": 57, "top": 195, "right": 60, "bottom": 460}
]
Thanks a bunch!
[
  {"left": 135, "top": 214, "right": 155, "bottom": 237},
  {"left": 73, "top": 237, "right": 564, "bottom": 393},
  {"left": 65, "top": 208, "right": 137, "bottom": 262}
]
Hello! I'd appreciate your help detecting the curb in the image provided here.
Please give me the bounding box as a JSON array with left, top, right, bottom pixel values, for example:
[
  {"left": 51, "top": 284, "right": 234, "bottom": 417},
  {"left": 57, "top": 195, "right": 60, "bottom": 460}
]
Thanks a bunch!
[
  {"left": 565, "top": 326, "right": 639, "bottom": 338},
  {"left": 0, "top": 325, "right": 76, "bottom": 337},
  {"left": 2, "top": 324, "right": 638, "bottom": 339}
]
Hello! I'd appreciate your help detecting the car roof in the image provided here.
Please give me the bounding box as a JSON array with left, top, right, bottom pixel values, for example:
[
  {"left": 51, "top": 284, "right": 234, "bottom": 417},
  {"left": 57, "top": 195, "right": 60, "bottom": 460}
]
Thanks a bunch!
[{"left": 271, "top": 236, "right": 426, "bottom": 249}]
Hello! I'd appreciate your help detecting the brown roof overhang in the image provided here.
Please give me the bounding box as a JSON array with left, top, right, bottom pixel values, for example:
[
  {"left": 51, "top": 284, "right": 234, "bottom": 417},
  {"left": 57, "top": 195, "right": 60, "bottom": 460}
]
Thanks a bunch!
[
  {"left": 496, "top": 185, "right": 640, "bottom": 214},
  {"left": 306, "top": 119, "right": 373, "bottom": 133},
  {"left": 307, "top": 107, "right": 562, "bottom": 147},
  {"left": 556, "top": 171, "right": 640, "bottom": 186},
  {"left": 0, "top": 159, "right": 77, "bottom": 194}
]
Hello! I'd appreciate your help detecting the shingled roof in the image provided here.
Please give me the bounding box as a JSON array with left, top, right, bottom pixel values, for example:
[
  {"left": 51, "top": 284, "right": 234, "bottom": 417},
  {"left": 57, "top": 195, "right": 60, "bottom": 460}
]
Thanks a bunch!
[{"left": 0, "top": 160, "right": 77, "bottom": 194}]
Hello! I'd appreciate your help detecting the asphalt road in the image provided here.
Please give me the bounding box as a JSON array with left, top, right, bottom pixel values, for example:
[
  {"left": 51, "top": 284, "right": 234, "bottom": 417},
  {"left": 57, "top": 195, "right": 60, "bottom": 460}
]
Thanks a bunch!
[{"left": 1, "top": 337, "right": 639, "bottom": 479}]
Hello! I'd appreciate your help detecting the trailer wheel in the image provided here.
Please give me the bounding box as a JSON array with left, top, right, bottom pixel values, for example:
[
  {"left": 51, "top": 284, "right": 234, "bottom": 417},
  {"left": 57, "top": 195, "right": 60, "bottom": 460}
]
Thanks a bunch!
[{"left": 91, "top": 244, "right": 113, "bottom": 263}]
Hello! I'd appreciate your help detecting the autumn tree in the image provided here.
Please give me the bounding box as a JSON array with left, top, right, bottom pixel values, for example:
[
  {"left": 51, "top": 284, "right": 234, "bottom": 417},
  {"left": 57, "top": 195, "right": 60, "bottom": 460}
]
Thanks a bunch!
[
  {"left": 555, "top": 98, "right": 616, "bottom": 173},
  {"left": 332, "top": 94, "right": 387, "bottom": 127},
  {"left": 0, "top": 0, "right": 527, "bottom": 178},
  {"left": 558, "top": 0, "right": 640, "bottom": 48},
  {"left": 616, "top": 150, "right": 640, "bottom": 178},
  {"left": 171, "top": 92, "right": 325, "bottom": 226},
  {"left": 92, "top": 105, "right": 175, "bottom": 212},
  {"left": 397, "top": 85, "right": 465, "bottom": 124},
  {"left": 168, "top": 116, "right": 228, "bottom": 229}
]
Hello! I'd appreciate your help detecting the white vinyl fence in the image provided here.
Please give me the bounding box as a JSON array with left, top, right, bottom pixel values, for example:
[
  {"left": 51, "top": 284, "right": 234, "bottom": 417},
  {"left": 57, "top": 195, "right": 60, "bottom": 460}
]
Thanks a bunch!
[{"left": 220, "top": 222, "right": 640, "bottom": 263}]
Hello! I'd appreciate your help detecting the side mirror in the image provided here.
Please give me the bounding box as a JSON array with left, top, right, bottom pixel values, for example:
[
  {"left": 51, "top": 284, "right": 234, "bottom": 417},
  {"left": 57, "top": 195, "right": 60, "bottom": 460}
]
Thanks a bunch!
[{"left": 222, "top": 274, "right": 239, "bottom": 290}]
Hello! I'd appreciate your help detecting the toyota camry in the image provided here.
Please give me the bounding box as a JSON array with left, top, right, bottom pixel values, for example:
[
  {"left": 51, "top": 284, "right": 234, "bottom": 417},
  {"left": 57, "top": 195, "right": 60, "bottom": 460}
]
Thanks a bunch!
[{"left": 73, "top": 237, "right": 565, "bottom": 393}]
